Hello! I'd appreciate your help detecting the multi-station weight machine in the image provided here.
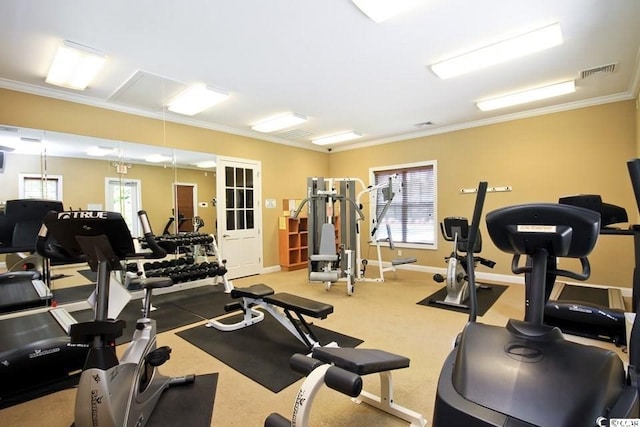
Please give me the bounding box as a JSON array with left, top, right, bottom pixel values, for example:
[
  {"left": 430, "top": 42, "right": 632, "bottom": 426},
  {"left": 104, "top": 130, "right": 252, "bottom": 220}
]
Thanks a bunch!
[
  {"left": 294, "top": 175, "right": 412, "bottom": 295},
  {"left": 294, "top": 177, "right": 364, "bottom": 295}
]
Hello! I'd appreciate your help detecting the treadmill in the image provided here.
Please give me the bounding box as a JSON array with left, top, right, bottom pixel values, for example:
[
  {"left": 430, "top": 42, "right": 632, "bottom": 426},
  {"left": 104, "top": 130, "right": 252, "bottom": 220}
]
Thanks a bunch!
[
  {"left": 0, "top": 202, "right": 88, "bottom": 408},
  {"left": 0, "top": 199, "right": 64, "bottom": 313},
  {"left": 0, "top": 271, "right": 51, "bottom": 313},
  {"left": 0, "top": 307, "right": 87, "bottom": 409},
  {"left": 544, "top": 160, "right": 640, "bottom": 345}
]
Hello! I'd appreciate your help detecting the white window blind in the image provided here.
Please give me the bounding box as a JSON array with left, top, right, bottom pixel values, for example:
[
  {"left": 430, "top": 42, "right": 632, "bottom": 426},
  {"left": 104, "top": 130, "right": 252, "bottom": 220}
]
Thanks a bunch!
[
  {"left": 19, "top": 174, "right": 63, "bottom": 201},
  {"left": 371, "top": 160, "right": 437, "bottom": 248}
]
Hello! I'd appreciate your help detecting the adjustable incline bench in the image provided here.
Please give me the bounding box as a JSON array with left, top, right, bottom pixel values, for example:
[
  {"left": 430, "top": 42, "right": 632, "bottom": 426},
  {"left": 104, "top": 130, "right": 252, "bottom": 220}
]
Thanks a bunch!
[
  {"left": 265, "top": 346, "right": 426, "bottom": 427},
  {"left": 206, "top": 283, "right": 334, "bottom": 348}
]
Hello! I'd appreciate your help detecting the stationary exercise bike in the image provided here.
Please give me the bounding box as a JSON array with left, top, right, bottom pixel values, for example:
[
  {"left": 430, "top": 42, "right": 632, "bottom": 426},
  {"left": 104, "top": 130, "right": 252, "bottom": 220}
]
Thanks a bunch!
[
  {"left": 37, "top": 210, "right": 195, "bottom": 427},
  {"left": 432, "top": 217, "right": 495, "bottom": 308}
]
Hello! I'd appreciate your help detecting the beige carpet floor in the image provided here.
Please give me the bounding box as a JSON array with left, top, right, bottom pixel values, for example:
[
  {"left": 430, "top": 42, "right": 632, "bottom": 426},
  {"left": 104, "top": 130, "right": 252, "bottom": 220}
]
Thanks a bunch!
[{"left": 0, "top": 268, "right": 627, "bottom": 426}]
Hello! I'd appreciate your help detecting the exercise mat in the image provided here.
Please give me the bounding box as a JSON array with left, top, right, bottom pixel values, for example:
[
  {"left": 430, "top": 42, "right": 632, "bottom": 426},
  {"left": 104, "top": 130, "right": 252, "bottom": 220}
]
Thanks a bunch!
[
  {"left": 417, "top": 283, "right": 508, "bottom": 317},
  {"left": 72, "top": 285, "right": 231, "bottom": 345},
  {"left": 51, "top": 283, "right": 95, "bottom": 305},
  {"left": 148, "top": 373, "right": 218, "bottom": 427},
  {"left": 177, "top": 314, "right": 363, "bottom": 393}
]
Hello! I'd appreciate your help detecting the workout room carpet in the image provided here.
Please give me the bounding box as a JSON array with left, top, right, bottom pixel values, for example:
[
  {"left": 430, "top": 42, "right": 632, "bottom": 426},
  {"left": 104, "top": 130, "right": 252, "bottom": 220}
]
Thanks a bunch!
[
  {"left": 72, "top": 284, "right": 232, "bottom": 345},
  {"left": 418, "top": 283, "right": 508, "bottom": 317},
  {"left": 176, "top": 313, "right": 364, "bottom": 393},
  {"left": 147, "top": 373, "right": 218, "bottom": 427}
]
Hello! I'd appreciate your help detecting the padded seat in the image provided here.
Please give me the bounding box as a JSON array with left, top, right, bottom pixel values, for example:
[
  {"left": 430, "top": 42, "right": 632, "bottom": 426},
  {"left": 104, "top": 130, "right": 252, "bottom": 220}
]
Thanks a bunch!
[
  {"left": 230, "top": 283, "right": 275, "bottom": 299},
  {"left": 312, "top": 347, "right": 410, "bottom": 375},
  {"left": 264, "top": 292, "right": 334, "bottom": 319}
]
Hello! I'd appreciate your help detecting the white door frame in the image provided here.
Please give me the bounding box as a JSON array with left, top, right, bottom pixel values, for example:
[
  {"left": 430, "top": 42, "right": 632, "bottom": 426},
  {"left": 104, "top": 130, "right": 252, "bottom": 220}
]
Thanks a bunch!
[
  {"left": 105, "top": 177, "right": 142, "bottom": 236},
  {"left": 216, "top": 155, "right": 263, "bottom": 279}
]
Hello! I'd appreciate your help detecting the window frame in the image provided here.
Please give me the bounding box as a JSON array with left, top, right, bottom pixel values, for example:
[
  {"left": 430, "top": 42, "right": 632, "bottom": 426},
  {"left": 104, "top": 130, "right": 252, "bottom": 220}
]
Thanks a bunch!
[
  {"left": 369, "top": 160, "right": 438, "bottom": 250},
  {"left": 18, "top": 173, "right": 64, "bottom": 201}
]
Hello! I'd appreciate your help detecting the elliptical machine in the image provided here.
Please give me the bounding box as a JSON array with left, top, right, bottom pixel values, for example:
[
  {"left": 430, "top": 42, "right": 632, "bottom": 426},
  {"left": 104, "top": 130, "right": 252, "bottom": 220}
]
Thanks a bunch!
[
  {"left": 432, "top": 217, "right": 495, "bottom": 308},
  {"left": 432, "top": 182, "right": 639, "bottom": 426},
  {"left": 37, "top": 210, "right": 195, "bottom": 427}
]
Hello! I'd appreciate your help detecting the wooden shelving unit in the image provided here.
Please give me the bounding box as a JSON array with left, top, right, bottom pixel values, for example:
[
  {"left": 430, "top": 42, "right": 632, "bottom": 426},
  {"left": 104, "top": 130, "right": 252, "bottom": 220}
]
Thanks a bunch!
[{"left": 278, "top": 216, "right": 309, "bottom": 271}]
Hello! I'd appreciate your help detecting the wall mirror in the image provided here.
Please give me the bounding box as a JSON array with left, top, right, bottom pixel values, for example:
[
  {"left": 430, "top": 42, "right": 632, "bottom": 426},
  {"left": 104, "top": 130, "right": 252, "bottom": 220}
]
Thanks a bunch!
[{"left": 0, "top": 124, "right": 218, "bottom": 310}]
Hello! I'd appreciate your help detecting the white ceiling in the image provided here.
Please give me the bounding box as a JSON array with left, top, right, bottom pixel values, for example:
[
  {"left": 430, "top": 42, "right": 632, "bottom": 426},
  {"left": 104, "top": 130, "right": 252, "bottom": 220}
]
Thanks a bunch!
[{"left": 0, "top": 0, "right": 639, "bottom": 153}]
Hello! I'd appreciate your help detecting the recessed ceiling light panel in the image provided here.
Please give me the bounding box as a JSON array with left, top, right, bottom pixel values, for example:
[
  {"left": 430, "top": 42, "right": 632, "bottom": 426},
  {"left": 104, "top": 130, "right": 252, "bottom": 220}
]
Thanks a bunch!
[
  {"left": 145, "top": 153, "right": 173, "bottom": 163},
  {"left": 251, "top": 113, "right": 307, "bottom": 133},
  {"left": 167, "top": 84, "right": 229, "bottom": 116},
  {"left": 312, "top": 131, "right": 362, "bottom": 146},
  {"left": 431, "top": 23, "right": 563, "bottom": 79},
  {"left": 46, "top": 40, "right": 107, "bottom": 90},
  {"left": 476, "top": 80, "right": 576, "bottom": 111}
]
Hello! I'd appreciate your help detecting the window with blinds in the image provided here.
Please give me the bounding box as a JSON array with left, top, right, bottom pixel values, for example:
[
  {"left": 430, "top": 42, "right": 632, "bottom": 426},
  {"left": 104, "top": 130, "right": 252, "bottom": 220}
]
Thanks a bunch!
[
  {"left": 18, "top": 174, "right": 63, "bottom": 201},
  {"left": 370, "top": 160, "right": 437, "bottom": 248}
]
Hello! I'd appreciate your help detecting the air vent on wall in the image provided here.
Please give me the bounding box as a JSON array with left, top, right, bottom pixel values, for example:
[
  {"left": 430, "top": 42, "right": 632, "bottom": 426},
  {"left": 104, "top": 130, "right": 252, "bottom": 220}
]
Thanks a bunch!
[{"left": 580, "top": 63, "right": 617, "bottom": 79}]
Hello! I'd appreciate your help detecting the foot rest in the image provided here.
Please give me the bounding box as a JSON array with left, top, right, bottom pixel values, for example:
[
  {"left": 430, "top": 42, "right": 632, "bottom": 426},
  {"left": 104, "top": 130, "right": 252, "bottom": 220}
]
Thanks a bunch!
[
  {"left": 312, "top": 347, "right": 410, "bottom": 375},
  {"left": 264, "top": 292, "right": 334, "bottom": 319},
  {"left": 230, "top": 283, "right": 275, "bottom": 299}
]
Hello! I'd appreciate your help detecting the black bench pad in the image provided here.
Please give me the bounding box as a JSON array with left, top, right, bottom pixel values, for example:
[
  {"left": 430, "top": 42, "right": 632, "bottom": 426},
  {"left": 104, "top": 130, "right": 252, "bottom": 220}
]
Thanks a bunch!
[
  {"left": 264, "top": 292, "right": 333, "bottom": 319},
  {"left": 312, "top": 347, "right": 410, "bottom": 375},
  {"left": 230, "top": 283, "right": 275, "bottom": 299}
]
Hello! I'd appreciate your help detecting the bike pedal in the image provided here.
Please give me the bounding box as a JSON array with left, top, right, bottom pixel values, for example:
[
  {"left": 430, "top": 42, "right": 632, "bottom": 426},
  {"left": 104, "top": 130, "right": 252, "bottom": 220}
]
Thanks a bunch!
[{"left": 146, "top": 345, "right": 172, "bottom": 367}]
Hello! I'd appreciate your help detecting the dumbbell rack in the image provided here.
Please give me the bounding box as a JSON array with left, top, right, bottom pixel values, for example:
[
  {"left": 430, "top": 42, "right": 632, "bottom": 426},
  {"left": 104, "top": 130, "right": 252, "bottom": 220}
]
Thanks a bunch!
[{"left": 128, "top": 232, "right": 232, "bottom": 292}]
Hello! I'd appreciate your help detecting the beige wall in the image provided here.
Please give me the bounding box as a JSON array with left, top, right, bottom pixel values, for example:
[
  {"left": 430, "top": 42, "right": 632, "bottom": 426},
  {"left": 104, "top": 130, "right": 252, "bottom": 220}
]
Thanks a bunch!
[
  {"left": 1, "top": 88, "right": 639, "bottom": 287},
  {"left": 330, "top": 101, "right": 638, "bottom": 288}
]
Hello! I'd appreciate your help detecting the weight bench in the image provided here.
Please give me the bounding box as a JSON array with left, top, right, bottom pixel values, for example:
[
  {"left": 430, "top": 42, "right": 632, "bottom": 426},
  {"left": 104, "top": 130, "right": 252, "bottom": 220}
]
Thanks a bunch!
[
  {"left": 206, "top": 283, "right": 334, "bottom": 348},
  {"left": 265, "top": 347, "right": 426, "bottom": 427}
]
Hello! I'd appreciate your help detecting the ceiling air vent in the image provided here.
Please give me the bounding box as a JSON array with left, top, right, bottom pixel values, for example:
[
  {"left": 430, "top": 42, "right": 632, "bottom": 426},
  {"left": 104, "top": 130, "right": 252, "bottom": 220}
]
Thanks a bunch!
[
  {"left": 276, "top": 129, "right": 312, "bottom": 139},
  {"left": 580, "top": 63, "right": 617, "bottom": 79}
]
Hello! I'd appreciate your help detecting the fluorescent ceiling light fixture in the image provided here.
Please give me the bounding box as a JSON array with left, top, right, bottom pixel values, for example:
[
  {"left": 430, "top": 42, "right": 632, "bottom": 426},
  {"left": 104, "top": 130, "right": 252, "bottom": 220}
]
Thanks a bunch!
[
  {"left": 251, "top": 113, "right": 307, "bottom": 133},
  {"left": 46, "top": 40, "right": 107, "bottom": 90},
  {"left": 86, "top": 146, "right": 115, "bottom": 157},
  {"left": 312, "top": 131, "right": 362, "bottom": 146},
  {"left": 477, "top": 80, "right": 576, "bottom": 111},
  {"left": 195, "top": 160, "right": 217, "bottom": 168},
  {"left": 145, "top": 154, "right": 173, "bottom": 163},
  {"left": 352, "top": 0, "right": 421, "bottom": 23},
  {"left": 0, "top": 134, "right": 17, "bottom": 151},
  {"left": 167, "top": 84, "right": 229, "bottom": 116},
  {"left": 430, "top": 23, "right": 563, "bottom": 79}
]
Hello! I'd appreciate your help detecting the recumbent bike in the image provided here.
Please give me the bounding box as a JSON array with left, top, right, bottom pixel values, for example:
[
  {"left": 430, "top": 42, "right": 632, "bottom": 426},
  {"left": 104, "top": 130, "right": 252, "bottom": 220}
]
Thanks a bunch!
[
  {"left": 37, "top": 209, "right": 195, "bottom": 427},
  {"left": 432, "top": 216, "right": 495, "bottom": 309}
]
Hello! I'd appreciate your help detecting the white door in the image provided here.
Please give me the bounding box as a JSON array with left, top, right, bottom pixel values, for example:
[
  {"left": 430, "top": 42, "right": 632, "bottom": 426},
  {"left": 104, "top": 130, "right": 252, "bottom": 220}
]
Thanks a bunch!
[
  {"left": 216, "top": 156, "right": 262, "bottom": 279},
  {"left": 105, "top": 178, "right": 142, "bottom": 236}
]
